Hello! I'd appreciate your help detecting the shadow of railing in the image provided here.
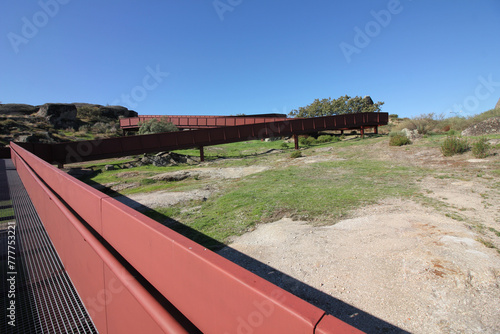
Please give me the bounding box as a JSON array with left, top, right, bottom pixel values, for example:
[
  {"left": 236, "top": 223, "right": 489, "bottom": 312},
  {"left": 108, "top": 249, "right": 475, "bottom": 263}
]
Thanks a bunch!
[{"left": 129, "top": 201, "right": 409, "bottom": 334}]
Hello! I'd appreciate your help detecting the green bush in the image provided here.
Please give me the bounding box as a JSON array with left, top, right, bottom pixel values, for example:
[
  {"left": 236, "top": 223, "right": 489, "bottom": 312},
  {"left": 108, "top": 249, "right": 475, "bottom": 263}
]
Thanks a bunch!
[
  {"left": 389, "top": 134, "right": 411, "bottom": 146},
  {"left": 280, "top": 142, "right": 289, "bottom": 149},
  {"left": 290, "top": 151, "right": 302, "bottom": 159},
  {"left": 138, "top": 118, "right": 179, "bottom": 134},
  {"left": 471, "top": 137, "right": 491, "bottom": 159},
  {"left": 299, "top": 136, "right": 316, "bottom": 146},
  {"left": 441, "top": 136, "right": 469, "bottom": 156},
  {"left": 317, "top": 135, "right": 333, "bottom": 143}
]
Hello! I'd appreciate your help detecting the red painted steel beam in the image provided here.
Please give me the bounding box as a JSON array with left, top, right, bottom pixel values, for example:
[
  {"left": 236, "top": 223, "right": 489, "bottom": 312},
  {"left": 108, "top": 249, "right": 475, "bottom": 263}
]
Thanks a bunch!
[{"left": 23, "top": 113, "right": 388, "bottom": 165}]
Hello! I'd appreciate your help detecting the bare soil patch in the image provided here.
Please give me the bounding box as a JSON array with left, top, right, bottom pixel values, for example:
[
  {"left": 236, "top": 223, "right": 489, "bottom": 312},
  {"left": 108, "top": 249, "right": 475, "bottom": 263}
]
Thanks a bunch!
[{"left": 219, "top": 199, "right": 500, "bottom": 333}]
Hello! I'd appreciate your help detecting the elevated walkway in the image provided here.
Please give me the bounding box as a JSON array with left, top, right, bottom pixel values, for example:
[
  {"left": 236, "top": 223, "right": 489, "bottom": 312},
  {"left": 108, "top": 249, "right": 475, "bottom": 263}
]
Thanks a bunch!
[{"left": 0, "top": 159, "right": 97, "bottom": 333}]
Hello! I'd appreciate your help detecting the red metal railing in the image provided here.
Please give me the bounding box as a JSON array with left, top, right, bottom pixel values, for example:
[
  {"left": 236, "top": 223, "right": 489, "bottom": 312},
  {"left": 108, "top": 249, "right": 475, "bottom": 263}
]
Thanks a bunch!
[
  {"left": 20, "top": 113, "right": 388, "bottom": 165},
  {"left": 10, "top": 142, "right": 364, "bottom": 333},
  {"left": 119, "top": 114, "right": 288, "bottom": 130}
]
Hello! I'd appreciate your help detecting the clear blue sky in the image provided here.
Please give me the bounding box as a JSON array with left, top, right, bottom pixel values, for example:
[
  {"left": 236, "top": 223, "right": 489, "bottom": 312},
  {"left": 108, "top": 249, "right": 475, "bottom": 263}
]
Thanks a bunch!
[{"left": 1, "top": 0, "right": 499, "bottom": 118}]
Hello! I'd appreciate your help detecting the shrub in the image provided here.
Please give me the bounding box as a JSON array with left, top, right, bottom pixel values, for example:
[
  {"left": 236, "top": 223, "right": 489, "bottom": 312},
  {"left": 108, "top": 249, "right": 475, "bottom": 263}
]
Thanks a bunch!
[
  {"left": 138, "top": 118, "right": 179, "bottom": 134},
  {"left": 77, "top": 106, "right": 102, "bottom": 121},
  {"left": 91, "top": 122, "right": 121, "bottom": 135},
  {"left": 290, "top": 151, "right": 302, "bottom": 158},
  {"left": 299, "top": 136, "right": 316, "bottom": 146},
  {"left": 441, "top": 136, "right": 469, "bottom": 156},
  {"left": 389, "top": 134, "right": 411, "bottom": 146},
  {"left": 78, "top": 124, "right": 92, "bottom": 133},
  {"left": 471, "top": 137, "right": 491, "bottom": 159},
  {"left": 317, "top": 135, "right": 333, "bottom": 143},
  {"left": 280, "top": 142, "right": 289, "bottom": 149},
  {"left": 305, "top": 136, "right": 317, "bottom": 145}
]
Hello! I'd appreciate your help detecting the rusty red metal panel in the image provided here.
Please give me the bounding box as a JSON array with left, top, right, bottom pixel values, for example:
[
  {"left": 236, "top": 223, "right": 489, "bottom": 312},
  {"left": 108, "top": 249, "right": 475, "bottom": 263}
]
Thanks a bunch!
[
  {"left": 101, "top": 197, "right": 326, "bottom": 334},
  {"left": 315, "top": 315, "right": 364, "bottom": 334}
]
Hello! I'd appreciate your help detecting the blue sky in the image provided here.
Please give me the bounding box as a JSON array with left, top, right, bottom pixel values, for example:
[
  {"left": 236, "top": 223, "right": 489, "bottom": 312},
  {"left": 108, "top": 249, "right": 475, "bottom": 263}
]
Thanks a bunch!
[{"left": 1, "top": 0, "right": 499, "bottom": 118}]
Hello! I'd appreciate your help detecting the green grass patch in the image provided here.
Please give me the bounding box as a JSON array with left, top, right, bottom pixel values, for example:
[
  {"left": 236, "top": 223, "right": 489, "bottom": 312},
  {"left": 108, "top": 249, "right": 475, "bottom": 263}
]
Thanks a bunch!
[
  {"left": 489, "top": 227, "right": 500, "bottom": 237},
  {"left": 0, "top": 200, "right": 14, "bottom": 219},
  {"left": 156, "top": 159, "right": 423, "bottom": 249}
]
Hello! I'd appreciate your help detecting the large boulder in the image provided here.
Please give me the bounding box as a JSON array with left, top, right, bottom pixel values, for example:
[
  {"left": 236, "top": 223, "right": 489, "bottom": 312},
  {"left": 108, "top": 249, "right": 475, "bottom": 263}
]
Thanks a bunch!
[
  {"left": 36, "top": 103, "right": 78, "bottom": 128},
  {"left": 0, "top": 104, "right": 39, "bottom": 115},
  {"left": 496, "top": 98, "right": 500, "bottom": 110},
  {"left": 98, "top": 105, "right": 138, "bottom": 118}
]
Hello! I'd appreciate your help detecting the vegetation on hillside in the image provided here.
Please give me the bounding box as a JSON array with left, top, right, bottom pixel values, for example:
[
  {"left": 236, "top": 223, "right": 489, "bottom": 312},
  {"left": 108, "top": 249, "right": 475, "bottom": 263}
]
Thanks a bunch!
[
  {"left": 138, "top": 118, "right": 179, "bottom": 134},
  {"left": 289, "top": 95, "right": 384, "bottom": 118}
]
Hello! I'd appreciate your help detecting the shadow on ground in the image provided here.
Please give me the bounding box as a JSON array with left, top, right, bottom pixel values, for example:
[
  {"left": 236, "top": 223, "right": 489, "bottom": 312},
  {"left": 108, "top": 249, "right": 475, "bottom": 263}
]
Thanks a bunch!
[{"left": 132, "top": 201, "right": 409, "bottom": 334}]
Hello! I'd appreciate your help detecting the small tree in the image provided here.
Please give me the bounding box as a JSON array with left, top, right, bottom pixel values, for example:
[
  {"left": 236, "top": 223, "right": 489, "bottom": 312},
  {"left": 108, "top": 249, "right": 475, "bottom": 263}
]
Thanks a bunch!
[
  {"left": 138, "top": 118, "right": 179, "bottom": 134},
  {"left": 289, "top": 95, "right": 384, "bottom": 118}
]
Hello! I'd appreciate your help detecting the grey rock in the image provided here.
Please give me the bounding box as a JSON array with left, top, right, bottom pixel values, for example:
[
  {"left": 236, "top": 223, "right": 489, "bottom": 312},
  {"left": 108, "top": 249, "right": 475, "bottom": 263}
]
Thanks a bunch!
[
  {"left": 0, "top": 104, "right": 39, "bottom": 115},
  {"left": 98, "top": 106, "right": 138, "bottom": 118},
  {"left": 37, "top": 103, "right": 77, "bottom": 128},
  {"left": 496, "top": 97, "right": 500, "bottom": 110},
  {"left": 461, "top": 117, "right": 500, "bottom": 136},
  {"left": 401, "top": 128, "right": 421, "bottom": 141},
  {"left": 104, "top": 165, "right": 115, "bottom": 171}
]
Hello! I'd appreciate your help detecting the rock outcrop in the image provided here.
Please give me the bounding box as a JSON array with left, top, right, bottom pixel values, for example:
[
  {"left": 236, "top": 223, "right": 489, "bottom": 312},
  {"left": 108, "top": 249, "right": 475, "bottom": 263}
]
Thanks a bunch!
[
  {"left": 0, "top": 104, "right": 39, "bottom": 115},
  {"left": 461, "top": 117, "right": 500, "bottom": 136},
  {"left": 495, "top": 98, "right": 500, "bottom": 110},
  {"left": 36, "top": 103, "right": 78, "bottom": 128}
]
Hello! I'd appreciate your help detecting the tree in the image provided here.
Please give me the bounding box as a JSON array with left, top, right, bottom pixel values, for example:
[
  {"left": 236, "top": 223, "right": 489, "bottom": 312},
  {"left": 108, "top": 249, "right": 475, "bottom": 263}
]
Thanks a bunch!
[
  {"left": 289, "top": 95, "right": 384, "bottom": 118},
  {"left": 138, "top": 118, "right": 179, "bottom": 134}
]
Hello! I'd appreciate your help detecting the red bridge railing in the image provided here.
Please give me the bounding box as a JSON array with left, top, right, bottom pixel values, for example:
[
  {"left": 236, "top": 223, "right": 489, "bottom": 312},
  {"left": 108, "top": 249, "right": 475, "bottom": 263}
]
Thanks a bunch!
[
  {"left": 20, "top": 112, "right": 388, "bottom": 166},
  {"left": 119, "top": 114, "right": 289, "bottom": 130},
  {"left": 10, "top": 142, "right": 363, "bottom": 333}
]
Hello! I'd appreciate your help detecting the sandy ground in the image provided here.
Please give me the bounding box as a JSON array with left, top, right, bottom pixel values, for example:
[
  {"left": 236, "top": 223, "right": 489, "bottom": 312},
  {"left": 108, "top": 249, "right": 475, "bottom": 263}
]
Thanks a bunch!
[{"left": 110, "top": 137, "right": 500, "bottom": 333}]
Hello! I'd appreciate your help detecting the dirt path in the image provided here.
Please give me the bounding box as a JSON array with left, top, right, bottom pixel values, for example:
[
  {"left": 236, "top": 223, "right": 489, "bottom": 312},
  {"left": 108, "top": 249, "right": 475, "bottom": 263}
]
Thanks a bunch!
[{"left": 219, "top": 199, "right": 500, "bottom": 333}]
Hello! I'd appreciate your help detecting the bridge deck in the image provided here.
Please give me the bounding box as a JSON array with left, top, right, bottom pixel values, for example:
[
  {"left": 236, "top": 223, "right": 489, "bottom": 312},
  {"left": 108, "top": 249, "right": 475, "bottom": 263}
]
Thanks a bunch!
[{"left": 0, "top": 159, "right": 97, "bottom": 334}]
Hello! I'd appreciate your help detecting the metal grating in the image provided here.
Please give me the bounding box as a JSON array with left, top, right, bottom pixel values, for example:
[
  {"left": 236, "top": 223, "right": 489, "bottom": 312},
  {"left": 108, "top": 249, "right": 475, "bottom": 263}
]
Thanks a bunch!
[{"left": 0, "top": 159, "right": 98, "bottom": 333}]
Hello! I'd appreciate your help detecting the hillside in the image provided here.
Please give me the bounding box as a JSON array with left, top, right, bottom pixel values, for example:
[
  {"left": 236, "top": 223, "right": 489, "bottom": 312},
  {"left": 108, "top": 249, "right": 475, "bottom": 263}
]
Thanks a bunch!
[{"left": 0, "top": 103, "right": 137, "bottom": 147}]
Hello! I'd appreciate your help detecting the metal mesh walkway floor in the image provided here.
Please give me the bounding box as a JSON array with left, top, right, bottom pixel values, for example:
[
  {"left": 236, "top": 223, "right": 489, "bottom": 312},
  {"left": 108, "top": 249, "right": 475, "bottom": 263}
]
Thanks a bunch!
[{"left": 0, "top": 159, "right": 98, "bottom": 334}]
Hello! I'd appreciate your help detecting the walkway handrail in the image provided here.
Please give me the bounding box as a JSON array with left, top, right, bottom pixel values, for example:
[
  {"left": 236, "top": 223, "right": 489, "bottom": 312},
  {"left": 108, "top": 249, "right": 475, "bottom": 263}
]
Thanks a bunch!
[
  {"left": 10, "top": 142, "right": 363, "bottom": 333},
  {"left": 19, "top": 112, "right": 388, "bottom": 166}
]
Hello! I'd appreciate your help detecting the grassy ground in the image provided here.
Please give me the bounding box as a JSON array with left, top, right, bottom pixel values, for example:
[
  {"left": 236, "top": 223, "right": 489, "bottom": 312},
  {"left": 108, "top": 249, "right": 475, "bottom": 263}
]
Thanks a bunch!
[
  {"left": 75, "top": 130, "right": 500, "bottom": 250},
  {"left": 76, "top": 135, "right": 433, "bottom": 248}
]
